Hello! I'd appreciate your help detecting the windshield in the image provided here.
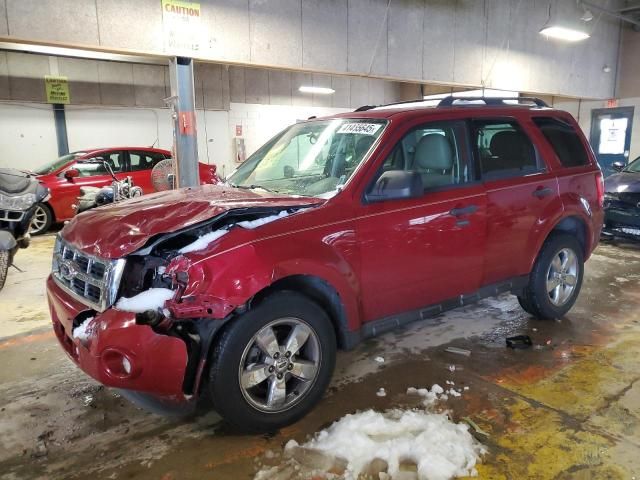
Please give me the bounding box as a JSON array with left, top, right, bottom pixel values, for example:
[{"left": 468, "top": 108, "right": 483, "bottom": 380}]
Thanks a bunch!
[
  {"left": 624, "top": 157, "right": 640, "bottom": 173},
  {"left": 34, "top": 152, "right": 86, "bottom": 175},
  {"left": 228, "top": 119, "right": 387, "bottom": 197}
]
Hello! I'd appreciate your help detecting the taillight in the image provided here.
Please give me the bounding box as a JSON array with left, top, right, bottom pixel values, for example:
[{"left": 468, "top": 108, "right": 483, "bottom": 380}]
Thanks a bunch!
[{"left": 596, "top": 171, "right": 604, "bottom": 207}]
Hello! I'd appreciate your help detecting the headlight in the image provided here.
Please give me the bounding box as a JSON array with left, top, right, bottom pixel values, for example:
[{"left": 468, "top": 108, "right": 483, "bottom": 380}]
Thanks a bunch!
[{"left": 0, "top": 192, "right": 37, "bottom": 211}]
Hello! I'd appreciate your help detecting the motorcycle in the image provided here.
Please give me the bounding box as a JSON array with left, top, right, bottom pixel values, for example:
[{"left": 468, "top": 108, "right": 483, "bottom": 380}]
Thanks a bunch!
[
  {"left": 74, "top": 159, "right": 143, "bottom": 215},
  {"left": 0, "top": 168, "right": 49, "bottom": 290}
]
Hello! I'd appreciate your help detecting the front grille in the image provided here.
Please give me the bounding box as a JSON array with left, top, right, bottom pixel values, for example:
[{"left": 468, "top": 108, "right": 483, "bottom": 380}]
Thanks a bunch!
[
  {"left": 52, "top": 237, "right": 125, "bottom": 312},
  {"left": 0, "top": 209, "right": 24, "bottom": 223}
]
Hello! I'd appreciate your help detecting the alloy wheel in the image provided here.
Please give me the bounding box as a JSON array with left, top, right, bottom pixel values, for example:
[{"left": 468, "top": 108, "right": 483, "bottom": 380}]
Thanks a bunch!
[
  {"left": 29, "top": 205, "right": 49, "bottom": 234},
  {"left": 238, "top": 317, "right": 321, "bottom": 413},
  {"left": 546, "top": 247, "right": 579, "bottom": 307}
]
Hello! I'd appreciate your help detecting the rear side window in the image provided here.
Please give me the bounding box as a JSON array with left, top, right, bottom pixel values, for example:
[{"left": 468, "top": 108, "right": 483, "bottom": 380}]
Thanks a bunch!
[
  {"left": 532, "top": 117, "right": 590, "bottom": 167},
  {"left": 129, "top": 151, "right": 166, "bottom": 172},
  {"left": 473, "top": 120, "right": 539, "bottom": 179}
]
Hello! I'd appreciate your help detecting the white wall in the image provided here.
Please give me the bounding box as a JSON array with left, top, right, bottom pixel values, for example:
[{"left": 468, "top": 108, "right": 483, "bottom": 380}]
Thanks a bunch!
[
  {"left": 0, "top": 103, "right": 58, "bottom": 172},
  {"left": 0, "top": 102, "right": 351, "bottom": 176}
]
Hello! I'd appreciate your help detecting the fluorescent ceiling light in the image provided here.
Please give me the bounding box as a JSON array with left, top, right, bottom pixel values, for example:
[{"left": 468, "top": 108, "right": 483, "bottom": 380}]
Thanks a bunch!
[
  {"left": 539, "top": 26, "right": 590, "bottom": 42},
  {"left": 299, "top": 86, "right": 335, "bottom": 95}
]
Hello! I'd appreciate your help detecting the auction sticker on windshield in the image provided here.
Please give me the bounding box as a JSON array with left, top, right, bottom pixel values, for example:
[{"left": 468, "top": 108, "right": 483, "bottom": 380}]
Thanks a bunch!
[{"left": 337, "top": 123, "right": 383, "bottom": 135}]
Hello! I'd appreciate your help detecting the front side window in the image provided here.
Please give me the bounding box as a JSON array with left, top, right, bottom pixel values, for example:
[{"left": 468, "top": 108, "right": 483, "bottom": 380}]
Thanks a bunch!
[
  {"left": 532, "top": 117, "right": 589, "bottom": 168},
  {"left": 372, "top": 121, "right": 471, "bottom": 192},
  {"left": 73, "top": 152, "right": 125, "bottom": 177},
  {"left": 625, "top": 156, "right": 640, "bottom": 173},
  {"left": 228, "top": 119, "right": 386, "bottom": 197},
  {"left": 473, "top": 119, "right": 539, "bottom": 178}
]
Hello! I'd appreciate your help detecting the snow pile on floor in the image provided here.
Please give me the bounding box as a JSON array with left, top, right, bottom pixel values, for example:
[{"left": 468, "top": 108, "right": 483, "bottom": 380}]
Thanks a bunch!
[
  {"left": 73, "top": 317, "right": 94, "bottom": 342},
  {"left": 115, "top": 288, "right": 175, "bottom": 313},
  {"left": 179, "top": 229, "right": 228, "bottom": 254},
  {"left": 237, "top": 210, "right": 289, "bottom": 229},
  {"left": 407, "top": 384, "right": 447, "bottom": 406},
  {"left": 284, "top": 409, "right": 485, "bottom": 480}
]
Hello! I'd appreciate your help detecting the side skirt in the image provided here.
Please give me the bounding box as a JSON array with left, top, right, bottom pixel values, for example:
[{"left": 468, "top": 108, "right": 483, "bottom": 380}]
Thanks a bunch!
[{"left": 341, "top": 275, "right": 529, "bottom": 349}]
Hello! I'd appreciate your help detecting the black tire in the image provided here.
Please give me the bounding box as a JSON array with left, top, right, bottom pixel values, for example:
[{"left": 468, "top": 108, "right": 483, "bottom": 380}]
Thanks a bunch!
[
  {"left": 519, "top": 233, "right": 584, "bottom": 320},
  {"left": 0, "top": 250, "right": 8, "bottom": 290},
  {"left": 208, "top": 291, "right": 336, "bottom": 432},
  {"left": 516, "top": 292, "right": 536, "bottom": 316},
  {"left": 30, "top": 203, "right": 53, "bottom": 235}
]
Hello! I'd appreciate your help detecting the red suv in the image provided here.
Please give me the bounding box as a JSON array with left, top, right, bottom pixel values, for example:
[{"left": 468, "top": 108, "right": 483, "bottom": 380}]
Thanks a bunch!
[
  {"left": 47, "top": 98, "right": 604, "bottom": 432},
  {"left": 28, "top": 147, "right": 218, "bottom": 234}
]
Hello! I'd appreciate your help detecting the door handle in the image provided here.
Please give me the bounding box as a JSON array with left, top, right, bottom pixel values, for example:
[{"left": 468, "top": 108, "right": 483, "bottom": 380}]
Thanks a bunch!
[
  {"left": 449, "top": 205, "right": 478, "bottom": 217},
  {"left": 532, "top": 187, "right": 553, "bottom": 198}
]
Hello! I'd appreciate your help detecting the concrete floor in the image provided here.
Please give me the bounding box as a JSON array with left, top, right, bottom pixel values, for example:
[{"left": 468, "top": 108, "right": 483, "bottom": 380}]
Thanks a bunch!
[{"left": 1, "top": 236, "right": 640, "bottom": 479}]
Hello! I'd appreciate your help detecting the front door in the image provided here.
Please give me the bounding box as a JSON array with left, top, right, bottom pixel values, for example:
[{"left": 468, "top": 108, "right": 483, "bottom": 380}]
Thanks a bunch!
[
  {"left": 590, "top": 107, "right": 635, "bottom": 176},
  {"left": 357, "top": 120, "right": 486, "bottom": 322}
]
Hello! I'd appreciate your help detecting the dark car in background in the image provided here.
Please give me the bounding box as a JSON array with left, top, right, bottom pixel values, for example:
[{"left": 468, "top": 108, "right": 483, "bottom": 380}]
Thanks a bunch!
[
  {"left": 27, "top": 148, "right": 219, "bottom": 234},
  {"left": 603, "top": 156, "right": 640, "bottom": 241}
]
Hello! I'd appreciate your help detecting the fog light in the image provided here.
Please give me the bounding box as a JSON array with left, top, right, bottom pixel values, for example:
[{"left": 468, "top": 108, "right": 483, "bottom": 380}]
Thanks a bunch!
[{"left": 102, "top": 349, "right": 135, "bottom": 378}]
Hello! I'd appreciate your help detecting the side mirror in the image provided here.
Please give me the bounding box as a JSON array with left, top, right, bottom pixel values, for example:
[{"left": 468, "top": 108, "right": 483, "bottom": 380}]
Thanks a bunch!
[
  {"left": 611, "top": 161, "right": 626, "bottom": 172},
  {"left": 64, "top": 168, "right": 80, "bottom": 180},
  {"left": 366, "top": 170, "right": 423, "bottom": 202}
]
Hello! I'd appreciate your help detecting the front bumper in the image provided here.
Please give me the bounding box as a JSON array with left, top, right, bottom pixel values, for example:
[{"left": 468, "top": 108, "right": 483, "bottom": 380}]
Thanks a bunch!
[
  {"left": 603, "top": 203, "right": 640, "bottom": 241},
  {"left": 47, "top": 275, "right": 189, "bottom": 398}
]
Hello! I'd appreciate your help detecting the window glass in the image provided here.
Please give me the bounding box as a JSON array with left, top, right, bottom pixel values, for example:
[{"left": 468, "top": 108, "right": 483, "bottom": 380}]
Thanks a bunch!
[
  {"left": 73, "top": 152, "right": 124, "bottom": 177},
  {"left": 474, "top": 120, "right": 538, "bottom": 178},
  {"left": 532, "top": 117, "right": 590, "bottom": 167},
  {"left": 228, "top": 119, "right": 387, "bottom": 198},
  {"left": 129, "top": 151, "right": 165, "bottom": 171},
  {"left": 373, "top": 121, "right": 470, "bottom": 192}
]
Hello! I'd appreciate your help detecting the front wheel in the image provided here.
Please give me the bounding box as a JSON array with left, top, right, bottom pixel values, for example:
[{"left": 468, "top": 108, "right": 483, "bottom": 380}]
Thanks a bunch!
[
  {"left": 518, "top": 233, "right": 584, "bottom": 319},
  {"left": 0, "top": 250, "right": 9, "bottom": 290},
  {"left": 29, "top": 203, "right": 53, "bottom": 235},
  {"left": 208, "top": 291, "right": 336, "bottom": 432}
]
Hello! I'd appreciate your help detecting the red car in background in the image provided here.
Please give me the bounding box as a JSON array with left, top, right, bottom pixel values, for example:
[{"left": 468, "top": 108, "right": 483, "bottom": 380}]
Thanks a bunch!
[{"left": 29, "top": 147, "right": 218, "bottom": 234}]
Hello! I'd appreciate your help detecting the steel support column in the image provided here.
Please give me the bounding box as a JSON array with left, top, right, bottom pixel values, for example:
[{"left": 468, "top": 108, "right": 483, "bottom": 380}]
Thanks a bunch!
[
  {"left": 168, "top": 57, "right": 199, "bottom": 188},
  {"left": 52, "top": 104, "right": 69, "bottom": 157}
]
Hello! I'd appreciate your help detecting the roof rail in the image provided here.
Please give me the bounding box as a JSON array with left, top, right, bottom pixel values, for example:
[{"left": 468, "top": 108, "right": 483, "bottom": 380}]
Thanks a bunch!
[{"left": 437, "top": 96, "right": 549, "bottom": 108}]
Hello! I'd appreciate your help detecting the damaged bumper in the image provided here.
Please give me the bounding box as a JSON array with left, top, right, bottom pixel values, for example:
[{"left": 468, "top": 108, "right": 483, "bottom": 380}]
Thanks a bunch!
[{"left": 47, "top": 275, "right": 189, "bottom": 398}]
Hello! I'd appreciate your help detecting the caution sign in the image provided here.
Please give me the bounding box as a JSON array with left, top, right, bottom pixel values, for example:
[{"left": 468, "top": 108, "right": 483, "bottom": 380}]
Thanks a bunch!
[
  {"left": 161, "top": 0, "right": 202, "bottom": 53},
  {"left": 45, "top": 76, "right": 70, "bottom": 104}
]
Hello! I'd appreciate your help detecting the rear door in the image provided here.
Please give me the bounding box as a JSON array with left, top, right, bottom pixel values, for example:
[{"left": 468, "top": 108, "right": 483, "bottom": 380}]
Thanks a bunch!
[
  {"left": 473, "top": 117, "right": 560, "bottom": 285},
  {"left": 356, "top": 119, "right": 487, "bottom": 322}
]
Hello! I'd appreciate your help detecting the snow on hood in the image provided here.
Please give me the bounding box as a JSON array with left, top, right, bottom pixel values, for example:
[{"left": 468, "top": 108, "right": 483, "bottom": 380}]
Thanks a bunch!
[{"left": 61, "top": 184, "right": 323, "bottom": 259}]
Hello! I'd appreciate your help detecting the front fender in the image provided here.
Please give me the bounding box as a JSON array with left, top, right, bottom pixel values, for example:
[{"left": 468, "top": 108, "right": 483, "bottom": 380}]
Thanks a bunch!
[{"left": 166, "top": 231, "right": 362, "bottom": 330}]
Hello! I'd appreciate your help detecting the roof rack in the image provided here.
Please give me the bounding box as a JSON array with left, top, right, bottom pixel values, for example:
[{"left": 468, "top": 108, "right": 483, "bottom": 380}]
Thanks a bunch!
[{"left": 436, "top": 96, "right": 549, "bottom": 108}]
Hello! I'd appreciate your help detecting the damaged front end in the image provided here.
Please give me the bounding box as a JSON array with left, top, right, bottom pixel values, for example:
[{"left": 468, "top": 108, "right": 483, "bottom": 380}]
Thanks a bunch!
[{"left": 49, "top": 201, "right": 317, "bottom": 412}]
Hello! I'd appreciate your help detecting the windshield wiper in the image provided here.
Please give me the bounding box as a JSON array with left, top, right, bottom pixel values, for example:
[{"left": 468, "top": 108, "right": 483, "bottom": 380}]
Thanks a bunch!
[{"left": 231, "top": 184, "right": 281, "bottom": 194}]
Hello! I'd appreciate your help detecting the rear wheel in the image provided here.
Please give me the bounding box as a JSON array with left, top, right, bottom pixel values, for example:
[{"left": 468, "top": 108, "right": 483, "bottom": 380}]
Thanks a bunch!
[
  {"left": 208, "top": 291, "right": 336, "bottom": 432},
  {"left": 0, "top": 250, "right": 9, "bottom": 290},
  {"left": 518, "top": 233, "right": 584, "bottom": 319},
  {"left": 30, "top": 203, "right": 53, "bottom": 235}
]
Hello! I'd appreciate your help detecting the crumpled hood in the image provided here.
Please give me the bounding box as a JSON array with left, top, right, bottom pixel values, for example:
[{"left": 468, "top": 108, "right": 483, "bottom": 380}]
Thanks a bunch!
[
  {"left": 605, "top": 172, "right": 640, "bottom": 193},
  {"left": 62, "top": 184, "right": 323, "bottom": 258}
]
